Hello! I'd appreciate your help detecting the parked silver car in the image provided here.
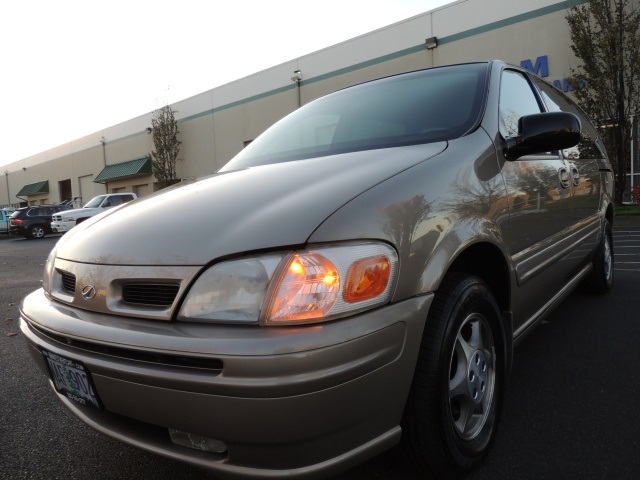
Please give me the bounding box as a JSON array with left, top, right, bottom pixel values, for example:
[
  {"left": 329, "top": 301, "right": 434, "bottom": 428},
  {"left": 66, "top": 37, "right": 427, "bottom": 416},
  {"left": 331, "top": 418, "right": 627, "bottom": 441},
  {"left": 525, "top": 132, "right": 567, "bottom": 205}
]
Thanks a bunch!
[{"left": 20, "top": 61, "right": 613, "bottom": 479}]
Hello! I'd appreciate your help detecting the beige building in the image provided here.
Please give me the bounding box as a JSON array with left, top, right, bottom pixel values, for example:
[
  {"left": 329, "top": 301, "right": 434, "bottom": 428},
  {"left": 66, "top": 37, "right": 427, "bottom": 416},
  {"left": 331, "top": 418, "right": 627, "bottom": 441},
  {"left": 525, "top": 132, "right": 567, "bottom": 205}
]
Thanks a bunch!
[{"left": 2, "top": 0, "right": 636, "bottom": 207}]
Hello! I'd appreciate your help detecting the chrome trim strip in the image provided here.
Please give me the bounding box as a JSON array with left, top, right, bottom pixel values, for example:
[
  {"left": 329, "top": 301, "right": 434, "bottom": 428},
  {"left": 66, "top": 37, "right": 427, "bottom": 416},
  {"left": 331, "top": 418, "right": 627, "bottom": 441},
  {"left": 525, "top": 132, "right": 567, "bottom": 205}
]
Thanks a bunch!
[{"left": 513, "top": 214, "right": 600, "bottom": 285}]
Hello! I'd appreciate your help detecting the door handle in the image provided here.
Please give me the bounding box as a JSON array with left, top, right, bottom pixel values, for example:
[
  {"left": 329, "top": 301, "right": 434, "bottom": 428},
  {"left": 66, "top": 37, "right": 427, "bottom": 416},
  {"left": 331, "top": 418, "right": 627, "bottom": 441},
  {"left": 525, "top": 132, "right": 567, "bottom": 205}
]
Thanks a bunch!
[
  {"left": 558, "top": 167, "right": 571, "bottom": 189},
  {"left": 569, "top": 164, "right": 580, "bottom": 186}
]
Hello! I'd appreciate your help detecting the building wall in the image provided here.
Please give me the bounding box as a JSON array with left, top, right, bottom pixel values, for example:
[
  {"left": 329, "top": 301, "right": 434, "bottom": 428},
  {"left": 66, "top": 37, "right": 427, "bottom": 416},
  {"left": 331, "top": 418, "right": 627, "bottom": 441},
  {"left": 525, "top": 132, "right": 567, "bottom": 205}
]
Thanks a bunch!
[{"left": 0, "top": 0, "right": 580, "bottom": 208}]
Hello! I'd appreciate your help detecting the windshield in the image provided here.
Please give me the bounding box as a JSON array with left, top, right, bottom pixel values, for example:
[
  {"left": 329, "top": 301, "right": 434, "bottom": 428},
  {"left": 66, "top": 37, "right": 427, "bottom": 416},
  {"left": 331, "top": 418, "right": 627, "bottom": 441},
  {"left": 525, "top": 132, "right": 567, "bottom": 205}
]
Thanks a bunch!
[
  {"left": 222, "top": 63, "right": 488, "bottom": 171},
  {"left": 84, "top": 196, "right": 106, "bottom": 208}
]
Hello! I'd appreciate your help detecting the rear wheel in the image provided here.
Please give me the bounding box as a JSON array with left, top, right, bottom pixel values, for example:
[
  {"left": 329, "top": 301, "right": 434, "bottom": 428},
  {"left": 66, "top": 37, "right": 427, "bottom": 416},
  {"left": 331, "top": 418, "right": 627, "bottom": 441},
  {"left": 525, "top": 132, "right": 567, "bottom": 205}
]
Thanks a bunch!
[
  {"left": 402, "top": 274, "right": 504, "bottom": 478},
  {"left": 29, "top": 225, "right": 45, "bottom": 239},
  {"left": 583, "top": 218, "right": 613, "bottom": 294}
]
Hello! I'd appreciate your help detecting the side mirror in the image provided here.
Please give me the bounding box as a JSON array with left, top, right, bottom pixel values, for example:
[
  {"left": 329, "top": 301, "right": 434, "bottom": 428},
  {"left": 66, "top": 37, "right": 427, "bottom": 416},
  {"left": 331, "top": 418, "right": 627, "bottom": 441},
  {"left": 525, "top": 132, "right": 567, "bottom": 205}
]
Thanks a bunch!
[
  {"left": 504, "top": 111, "right": 581, "bottom": 161},
  {"left": 102, "top": 202, "right": 111, "bottom": 208}
]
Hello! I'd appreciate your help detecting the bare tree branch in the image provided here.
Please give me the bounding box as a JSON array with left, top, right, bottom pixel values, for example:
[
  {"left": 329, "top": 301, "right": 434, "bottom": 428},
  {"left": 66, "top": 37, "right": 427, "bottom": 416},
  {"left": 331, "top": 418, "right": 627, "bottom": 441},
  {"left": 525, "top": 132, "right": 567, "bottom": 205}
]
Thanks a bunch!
[
  {"left": 150, "top": 105, "right": 182, "bottom": 189},
  {"left": 567, "top": 0, "right": 640, "bottom": 205}
]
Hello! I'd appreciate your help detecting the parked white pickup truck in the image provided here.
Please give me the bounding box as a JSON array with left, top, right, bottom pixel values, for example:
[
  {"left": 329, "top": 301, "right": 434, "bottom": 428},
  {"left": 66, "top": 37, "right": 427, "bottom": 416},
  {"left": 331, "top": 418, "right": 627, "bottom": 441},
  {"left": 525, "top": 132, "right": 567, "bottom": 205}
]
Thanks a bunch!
[{"left": 51, "top": 193, "right": 137, "bottom": 233}]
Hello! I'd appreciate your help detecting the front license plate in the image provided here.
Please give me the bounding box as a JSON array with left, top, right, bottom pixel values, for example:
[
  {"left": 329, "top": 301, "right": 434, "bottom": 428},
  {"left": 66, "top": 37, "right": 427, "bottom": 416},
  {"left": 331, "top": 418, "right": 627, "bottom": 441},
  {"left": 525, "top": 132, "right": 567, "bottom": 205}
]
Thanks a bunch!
[{"left": 42, "top": 349, "right": 101, "bottom": 409}]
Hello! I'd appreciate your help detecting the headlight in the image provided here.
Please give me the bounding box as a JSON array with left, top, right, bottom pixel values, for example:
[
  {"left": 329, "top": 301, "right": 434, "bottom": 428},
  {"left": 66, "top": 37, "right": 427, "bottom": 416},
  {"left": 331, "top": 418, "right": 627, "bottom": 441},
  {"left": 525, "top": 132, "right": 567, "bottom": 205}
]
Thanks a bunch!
[
  {"left": 177, "top": 242, "right": 398, "bottom": 326},
  {"left": 178, "top": 253, "right": 285, "bottom": 323}
]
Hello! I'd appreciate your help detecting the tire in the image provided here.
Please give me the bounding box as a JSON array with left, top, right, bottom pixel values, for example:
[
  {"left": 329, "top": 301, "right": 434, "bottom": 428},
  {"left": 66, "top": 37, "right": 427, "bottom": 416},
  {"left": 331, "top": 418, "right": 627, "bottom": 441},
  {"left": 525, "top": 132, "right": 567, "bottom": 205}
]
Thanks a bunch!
[
  {"left": 583, "top": 218, "right": 613, "bottom": 294},
  {"left": 29, "top": 225, "right": 46, "bottom": 239},
  {"left": 401, "top": 274, "right": 504, "bottom": 478}
]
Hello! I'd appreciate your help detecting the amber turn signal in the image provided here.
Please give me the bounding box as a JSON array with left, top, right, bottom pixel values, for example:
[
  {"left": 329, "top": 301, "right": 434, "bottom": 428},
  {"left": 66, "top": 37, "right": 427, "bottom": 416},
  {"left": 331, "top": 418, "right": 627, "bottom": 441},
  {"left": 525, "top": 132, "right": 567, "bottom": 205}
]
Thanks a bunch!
[{"left": 343, "top": 256, "right": 391, "bottom": 303}]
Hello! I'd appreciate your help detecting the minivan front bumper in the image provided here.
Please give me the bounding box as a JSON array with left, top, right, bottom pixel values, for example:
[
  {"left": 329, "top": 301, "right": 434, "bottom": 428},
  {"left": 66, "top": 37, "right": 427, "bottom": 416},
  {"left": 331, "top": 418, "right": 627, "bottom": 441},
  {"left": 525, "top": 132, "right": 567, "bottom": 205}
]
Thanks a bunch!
[{"left": 20, "top": 288, "right": 432, "bottom": 479}]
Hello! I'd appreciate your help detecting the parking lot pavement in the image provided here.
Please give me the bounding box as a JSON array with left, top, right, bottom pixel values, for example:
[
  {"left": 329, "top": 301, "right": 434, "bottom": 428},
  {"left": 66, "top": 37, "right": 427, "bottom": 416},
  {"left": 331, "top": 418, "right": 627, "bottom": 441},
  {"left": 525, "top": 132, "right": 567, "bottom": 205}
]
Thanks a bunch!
[{"left": 614, "top": 219, "right": 640, "bottom": 272}]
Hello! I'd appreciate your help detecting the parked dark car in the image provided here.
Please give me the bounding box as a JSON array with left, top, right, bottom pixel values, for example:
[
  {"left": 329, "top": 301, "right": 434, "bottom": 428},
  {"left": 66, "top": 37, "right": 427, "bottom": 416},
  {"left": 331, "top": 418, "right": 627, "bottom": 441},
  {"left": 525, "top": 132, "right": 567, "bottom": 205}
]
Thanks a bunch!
[
  {"left": 20, "top": 61, "right": 613, "bottom": 479},
  {"left": 10, "top": 205, "right": 69, "bottom": 239}
]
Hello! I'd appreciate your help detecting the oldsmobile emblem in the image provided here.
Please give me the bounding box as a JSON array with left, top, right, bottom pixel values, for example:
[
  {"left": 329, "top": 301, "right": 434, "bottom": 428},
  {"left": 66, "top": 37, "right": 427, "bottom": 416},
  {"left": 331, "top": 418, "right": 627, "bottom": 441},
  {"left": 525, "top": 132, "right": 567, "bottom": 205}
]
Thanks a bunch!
[{"left": 81, "top": 285, "right": 97, "bottom": 300}]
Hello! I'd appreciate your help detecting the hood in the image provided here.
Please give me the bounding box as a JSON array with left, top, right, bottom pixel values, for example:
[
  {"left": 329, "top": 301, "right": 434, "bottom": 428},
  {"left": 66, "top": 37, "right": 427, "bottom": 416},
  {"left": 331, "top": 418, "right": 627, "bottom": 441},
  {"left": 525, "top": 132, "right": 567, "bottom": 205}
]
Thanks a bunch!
[
  {"left": 56, "top": 143, "right": 445, "bottom": 265},
  {"left": 57, "top": 206, "right": 98, "bottom": 217}
]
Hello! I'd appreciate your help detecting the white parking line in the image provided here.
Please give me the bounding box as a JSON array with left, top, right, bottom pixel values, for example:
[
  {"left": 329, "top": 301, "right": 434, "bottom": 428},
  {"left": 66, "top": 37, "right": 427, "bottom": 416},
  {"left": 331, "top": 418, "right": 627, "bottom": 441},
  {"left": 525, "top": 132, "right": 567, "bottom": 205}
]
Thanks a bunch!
[{"left": 614, "top": 226, "right": 640, "bottom": 270}]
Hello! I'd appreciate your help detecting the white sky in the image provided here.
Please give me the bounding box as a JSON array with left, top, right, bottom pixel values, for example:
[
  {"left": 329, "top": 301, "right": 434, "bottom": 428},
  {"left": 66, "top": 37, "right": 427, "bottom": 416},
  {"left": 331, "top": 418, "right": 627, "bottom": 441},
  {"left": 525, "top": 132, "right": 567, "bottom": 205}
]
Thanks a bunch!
[{"left": 0, "top": 0, "right": 455, "bottom": 169}]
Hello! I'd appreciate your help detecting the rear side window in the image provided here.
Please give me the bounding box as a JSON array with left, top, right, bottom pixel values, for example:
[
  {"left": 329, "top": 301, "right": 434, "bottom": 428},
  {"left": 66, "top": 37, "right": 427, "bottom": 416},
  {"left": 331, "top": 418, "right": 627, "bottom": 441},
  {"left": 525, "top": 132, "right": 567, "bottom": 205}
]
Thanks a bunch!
[
  {"left": 115, "top": 195, "right": 133, "bottom": 204},
  {"left": 105, "top": 195, "right": 134, "bottom": 207},
  {"left": 224, "top": 63, "right": 489, "bottom": 170},
  {"left": 532, "top": 76, "right": 604, "bottom": 160}
]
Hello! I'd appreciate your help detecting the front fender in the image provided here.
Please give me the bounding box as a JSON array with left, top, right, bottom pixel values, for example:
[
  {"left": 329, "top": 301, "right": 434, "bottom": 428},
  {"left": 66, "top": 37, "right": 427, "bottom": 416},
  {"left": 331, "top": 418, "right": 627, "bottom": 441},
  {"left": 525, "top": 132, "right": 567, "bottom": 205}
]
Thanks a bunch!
[{"left": 308, "top": 130, "right": 512, "bottom": 302}]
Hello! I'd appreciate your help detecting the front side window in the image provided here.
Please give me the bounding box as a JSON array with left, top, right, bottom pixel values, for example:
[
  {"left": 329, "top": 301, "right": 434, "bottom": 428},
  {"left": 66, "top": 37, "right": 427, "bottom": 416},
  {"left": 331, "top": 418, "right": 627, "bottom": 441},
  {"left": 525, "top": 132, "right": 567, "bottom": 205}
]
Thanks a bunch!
[
  {"left": 499, "top": 70, "right": 542, "bottom": 138},
  {"left": 222, "top": 63, "right": 489, "bottom": 170}
]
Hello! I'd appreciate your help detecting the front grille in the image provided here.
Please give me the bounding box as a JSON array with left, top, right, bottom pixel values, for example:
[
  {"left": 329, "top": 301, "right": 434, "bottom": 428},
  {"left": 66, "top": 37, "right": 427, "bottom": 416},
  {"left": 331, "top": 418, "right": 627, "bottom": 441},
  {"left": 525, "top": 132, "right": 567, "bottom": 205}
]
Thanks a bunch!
[
  {"left": 58, "top": 270, "right": 76, "bottom": 294},
  {"left": 122, "top": 283, "right": 180, "bottom": 307},
  {"left": 52, "top": 214, "right": 62, "bottom": 221}
]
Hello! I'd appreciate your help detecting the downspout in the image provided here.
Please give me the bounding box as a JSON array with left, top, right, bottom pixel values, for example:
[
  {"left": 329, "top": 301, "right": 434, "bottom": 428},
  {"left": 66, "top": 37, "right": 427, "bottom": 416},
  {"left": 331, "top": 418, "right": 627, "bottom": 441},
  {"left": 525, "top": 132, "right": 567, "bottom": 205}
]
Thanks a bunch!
[
  {"left": 291, "top": 70, "right": 302, "bottom": 108},
  {"left": 4, "top": 171, "right": 9, "bottom": 206},
  {"left": 100, "top": 137, "right": 108, "bottom": 193}
]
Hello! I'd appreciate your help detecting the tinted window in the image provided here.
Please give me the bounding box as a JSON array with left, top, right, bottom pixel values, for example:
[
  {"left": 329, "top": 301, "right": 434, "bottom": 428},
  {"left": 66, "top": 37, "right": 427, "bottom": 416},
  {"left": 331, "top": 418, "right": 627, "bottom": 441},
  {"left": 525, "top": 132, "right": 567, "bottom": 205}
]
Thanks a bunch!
[
  {"left": 499, "top": 70, "right": 542, "bottom": 138},
  {"left": 223, "top": 63, "right": 489, "bottom": 170},
  {"left": 109, "top": 195, "right": 134, "bottom": 206},
  {"left": 38, "top": 207, "right": 54, "bottom": 216}
]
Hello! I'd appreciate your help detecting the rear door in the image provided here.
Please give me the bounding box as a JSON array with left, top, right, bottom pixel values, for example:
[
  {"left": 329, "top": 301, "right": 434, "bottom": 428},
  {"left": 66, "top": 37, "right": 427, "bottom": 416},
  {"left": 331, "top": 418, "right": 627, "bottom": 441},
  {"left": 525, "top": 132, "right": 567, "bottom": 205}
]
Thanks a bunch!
[
  {"left": 532, "top": 76, "right": 603, "bottom": 234},
  {"left": 34, "top": 207, "right": 55, "bottom": 232},
  {"left": 0, "top": 211, "right": 7, "bottom": 233},
  {"left": 498, "top": 69, "right": 578, "bottom": 332}
]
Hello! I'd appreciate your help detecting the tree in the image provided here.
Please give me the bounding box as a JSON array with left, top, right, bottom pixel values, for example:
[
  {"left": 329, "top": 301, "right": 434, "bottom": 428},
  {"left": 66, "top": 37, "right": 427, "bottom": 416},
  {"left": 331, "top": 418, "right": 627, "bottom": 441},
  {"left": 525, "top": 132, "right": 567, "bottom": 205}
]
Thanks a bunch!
[
  {"left": 150, "top": 105, "right": 182, "bottom": 189},
  {"left": 566, "top": 0, "right": 640, "bottom": 205}
]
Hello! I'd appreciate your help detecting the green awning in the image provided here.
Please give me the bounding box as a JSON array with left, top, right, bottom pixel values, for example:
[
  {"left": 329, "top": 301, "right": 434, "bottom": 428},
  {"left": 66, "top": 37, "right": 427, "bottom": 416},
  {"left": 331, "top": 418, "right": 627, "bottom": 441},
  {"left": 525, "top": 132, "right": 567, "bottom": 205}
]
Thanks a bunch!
[
  {"left": 94, "top": 156, "right": 152, "bottom": 184},
  {"left": 16, "top": 180, "right": 49, "bottom": 196}
]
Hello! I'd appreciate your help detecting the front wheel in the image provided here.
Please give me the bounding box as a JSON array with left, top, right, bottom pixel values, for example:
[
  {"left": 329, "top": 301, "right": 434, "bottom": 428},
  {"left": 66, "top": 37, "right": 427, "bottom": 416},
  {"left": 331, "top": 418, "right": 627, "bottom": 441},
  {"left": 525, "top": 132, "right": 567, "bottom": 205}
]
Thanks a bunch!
[{"left": 402, "top": 274, "right": 504, "bottom": 478}]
